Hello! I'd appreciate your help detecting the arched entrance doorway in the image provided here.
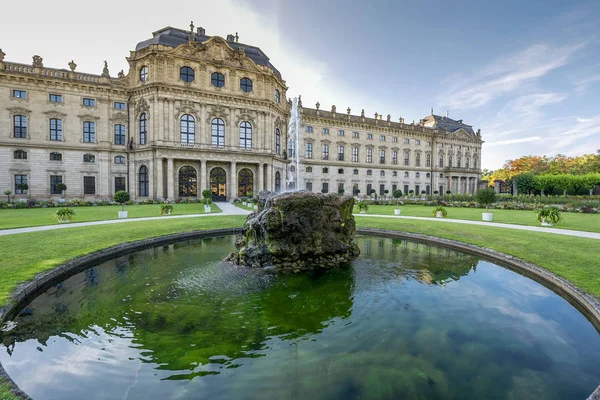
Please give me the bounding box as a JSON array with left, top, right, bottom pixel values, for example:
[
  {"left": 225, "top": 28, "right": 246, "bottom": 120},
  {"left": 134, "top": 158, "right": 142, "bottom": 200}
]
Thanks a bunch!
[
  {"left": 178, "top": 166, "right": 197, "bottom": 197},
  {"left": 238, "top": 168, "right": 253, "bottom": 197},
  {"left": 275, "top": 171, "right": 281, "bottom": 192},
  {"left": 210, "top": 167, "right": 227, "bottom": 202}
]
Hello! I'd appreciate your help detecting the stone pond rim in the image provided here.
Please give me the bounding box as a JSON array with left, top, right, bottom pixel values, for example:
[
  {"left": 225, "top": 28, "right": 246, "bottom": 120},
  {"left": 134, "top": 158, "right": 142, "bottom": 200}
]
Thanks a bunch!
[{"left": 226, "top": 191, "right": 360, "bottom": 272}]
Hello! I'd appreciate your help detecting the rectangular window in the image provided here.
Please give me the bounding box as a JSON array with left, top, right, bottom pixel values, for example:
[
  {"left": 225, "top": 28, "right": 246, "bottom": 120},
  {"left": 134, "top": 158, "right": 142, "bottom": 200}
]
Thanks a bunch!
[
  {"left": 114, "top": 125, "right": 126, "bottom": 145},
  {"left": 367, "top": 184, "right": 372, "bottom": 196},
  {"left": 305, "top": 143, "right": 313, "bottom": 159},
  {"left": 367, "top": 133, "right": 373, "bottom": 140},
  {"left": 305, "top": 126, "right": 313, "bottom": 133},
  {"left": 322, "top": 144, "right": 329, "bottom": 160},
  {"left": 338, "top": 183, "right": 344, "bottom": 195},
  {"left": 306, "top": 181, "right": 313, "bottom": 192},
  {"left": 415, "top": 185, "right": 420, "bottom": 195},
  {"left": 404, "top": 138, "right": 409, "bottom": 144},
  {"left": 427, "top": 141, "right": 431, "bottom": 147},
  {"left": 404, "top": 185, "right": 409, "bottom": 195},
  {"left": 50, "top": 152, "right": 62, "bottom": 161},
  {"left": 379, "top": 150, "right": 385, "bottom": 164},
  {"left": 438, "top": 143, "right": 444, "bottom": 148},
  {"left": 114, "top": 102, "right": 126, "bottom": 110},
  {"left": 49, "top": 94, "right": 63, "bottom": 103},
  {"left": 83, "top": 122, "right": 96, "bottom": 143},
  {"left": 392, "top": 137, "right": 398, "bottom": 143},
  {"left": 50, "top": 119, "right": 63, "bottom": 141},
  {"left": 12, "top": 90, "right": 27, "bottom": 99},
  {"left": 338, "top": 146, "right": 344, "bottom": 161},
  {"left": 338, "top": 130, "right": 345, "bottom": 136},
  {"left": 352, "top": 147, "right": 359, "bottom": 162},
  {"left": 13, "top": 115, "right": 27, "bottom": 138},
  {"left": 83, "top": 176, "right": 96, "bottom": 195},
  {"left": 366, "top": 148, "right": 373, "bottom": 163},
  {"left": 322, "top": 182, "right": 329, "bottom": 193},
  {"left": 83, "top": 98, "right": 96, "bottom": 107},
  {"left": 114, "top": 177, "right": 126, "bottom": 193},
  {"left": 50, "top": 175, "right": 63, "bottom": 194},
  {"left": 322, "top": 167, "right": 329, "bottom": 174},
  {"left": 392, "top": 184, "right": 397, "bottom": 192},
  {"left": 353, "top": 131, "right": 359, "bottom": 138},
  {"left": 14, "top": 175, "right": 27, "bottom": 194},
  {"left": 83, "top": 154, "right": 95, "bottom": 163},
  {"left": 380, "top": 184, "right": 385, "bottom": 196},
  {"left": 415, "top": 140, "right": 421, "bottom": 145},
  {"left": 379, "top": 135, "right": 385, "bottom": 141},
  {"left": 392, "top": 151, "right": 398, "bottom": 165},
  {"left": 322, "top": 128, "right": 329, "bottom": 135},
  {"left": 404, "top": 153, "right": 409, "bottom": 166}
]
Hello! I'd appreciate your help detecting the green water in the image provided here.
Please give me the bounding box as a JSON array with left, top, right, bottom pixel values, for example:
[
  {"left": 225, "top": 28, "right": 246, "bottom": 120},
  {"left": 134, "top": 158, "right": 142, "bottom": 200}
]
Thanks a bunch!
[{"left": 1, "top": 235, "right": 599, "bottom": 400}]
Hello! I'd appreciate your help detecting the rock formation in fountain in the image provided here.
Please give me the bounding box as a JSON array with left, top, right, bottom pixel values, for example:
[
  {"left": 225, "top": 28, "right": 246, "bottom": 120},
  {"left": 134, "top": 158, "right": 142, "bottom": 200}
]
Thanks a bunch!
[{"left": 227, "top": 191, "right": 360, "bottom": 272}]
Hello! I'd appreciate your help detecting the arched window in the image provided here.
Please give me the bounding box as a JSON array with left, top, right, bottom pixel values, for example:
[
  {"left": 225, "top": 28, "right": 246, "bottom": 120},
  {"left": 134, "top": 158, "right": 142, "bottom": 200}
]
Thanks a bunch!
[
  {"left": 473, "top": 157, "right": 478, "bottom": 169},
  {"left": 449, "top": 155, "right": 453, "bottom": 167},
  {"left": 180, "top": 66, "right": 195, "bottom": 83},
  {"left": 180, "top": 114, "right": 195, "bottom": 145},
  {"left": 392, "top": 171, "right": 397, "bottom": 177},
  {"left": 114, "top": 124, "right": 126, "bottom": 145},
  {"left": 240, "top": 77, "right": 253, "bottom": 92},
  {"left": 139, "top": 66, "right": 148, "bottom": 82},
  {"left": 426, "top": 153, "right": 431, "bottom": 167},
  {"left": 139, "top": 166, "right": 149, "bottom": 196},
  {"left": 403, "top": 152, "right": 410, "bottom": 166},
  {"left": 238, "top": 168, "right": 253, "bottom": 197},
  {"left": 239, "top": 122, "right": 252, "bottom": 148},
  {"left": 14, "top": 115, "right": 27, "bottom": 138},
  {"left": 439, "top": 155, "right": 444, "bottom": 168},
  {"left": 457, "top": 155, "right": 462, "bottom": 168},
  {"left": 440, "top": 173, "right": 444, "bottom": 178},
  {"left": 211, "top": 72, "right": 225, "bottom": 87},
  {"left": 366, "top": 169, "right": 372, "bottom": 176},
  {"left": 83, "top": 121, "right": 96, "bottom": 143},
  {"left": 415, "top": 153, "right": 421, "bottom": 167},
  {"left": 179, "top": 166, "right": 197, "bottom": 197},
  {"left": 465, "top": 157, "right": 470, "bottom": 169},
  {"left": 416, "top": 172, "right": 420, "bottom": 178},
  {"left": 275, "top": 89, "right": 280, "bottom": 104},
  {"left": 275, "top": 171, "right": 281, "bottom": 192},
  {"left": 426, "top": 173, "right": 431, "bottom": 178},
  {"left": 211, "top": 118, "right": 225, "bottom": 147},
  {"left": 139, "top": 113, "right": 148, "bottom": 145},
  {"left": 380, "top": 170, "right": 385, "bottom": 177},
  {"left": 114, "top": 155, "right": 125, "bottom": 164},
  {"left": 353, "top": 169, "right": 359, "bottom": 175},
  {"left": 404, "top": 172, "right": 409, "bottom": 178},
  {"left": 83, "top": 153, "right": 95, "bottom": 163},
  {"left": 13, "top": 150, "right": 27, "bottom": 160},
  {"left": 275, "top": 128, "right": 281, "bottom": 154},
  {"left": 306, "top": 167, "right": 313, "bottom": 173}
]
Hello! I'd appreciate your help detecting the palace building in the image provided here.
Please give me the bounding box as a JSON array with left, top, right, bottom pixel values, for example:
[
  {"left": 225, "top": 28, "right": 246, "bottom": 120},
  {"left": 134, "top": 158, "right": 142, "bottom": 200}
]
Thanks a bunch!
[{"left": 0, "top": 24, "right": 482, "bottom": 202}]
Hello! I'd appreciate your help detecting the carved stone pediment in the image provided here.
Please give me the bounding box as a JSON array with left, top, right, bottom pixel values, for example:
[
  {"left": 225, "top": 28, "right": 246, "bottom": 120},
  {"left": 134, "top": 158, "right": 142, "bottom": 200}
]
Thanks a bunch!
[
  {"left": 7, "top": 106, "right": 31, "bottom": 116},
  {"left": 206, "top": 104, "right": 229, "bottom": 124},
  {"left": 175, "top": 100, "right": 200, "bottom": 120},
  {"left": 274, "top": 116, "right": 285, "bottom": 129},
  {"left": 171, "top": 37, "right": 260, "bottom": 72},
  {"left": 110, "top": 111, "right": 128, "bottom": 123},
  {"left": 78, "top": 114, "right": 100, "bottom": 121},
  {"left": 44, "top": 110, "right": 67, "bottom": 119},
  {"left": 135, "top": 98, "right": 150, "bottom": 116},
  {"left": 236, "top": 108, "right": 255, "bottom": 125},
  {"left": 449, "top": 128, "right": 472, "bottom": 140}
]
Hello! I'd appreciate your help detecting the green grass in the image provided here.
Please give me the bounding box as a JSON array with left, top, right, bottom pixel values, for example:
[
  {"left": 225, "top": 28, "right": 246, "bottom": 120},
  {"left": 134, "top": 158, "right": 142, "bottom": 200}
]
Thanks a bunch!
[
  {"left": 0, "top": 379, "right": 18, "bottom": 400},
  {"left": 0, "top": 214, "right": 599, "bottom": 310},
  {"left": 0, "top": 203, "right": 222, "bottom": 230},
  {"left": 355, "top": 204, "right": 600, "bottom": 233}
]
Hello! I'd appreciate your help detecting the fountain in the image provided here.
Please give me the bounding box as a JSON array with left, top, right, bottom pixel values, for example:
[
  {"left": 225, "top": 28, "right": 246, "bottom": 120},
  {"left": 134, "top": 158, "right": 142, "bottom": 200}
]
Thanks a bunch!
[
  {"left": 227, "top": 191, "right": 360, "bottom": 272},
  {"left": 286, "top": 96, "right": 301, "bottom": 190}
]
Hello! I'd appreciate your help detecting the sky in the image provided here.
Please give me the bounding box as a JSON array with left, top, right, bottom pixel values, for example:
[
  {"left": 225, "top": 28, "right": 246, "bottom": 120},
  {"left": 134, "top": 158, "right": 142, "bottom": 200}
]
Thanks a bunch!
[{"left": 1, "top": 0, "right": 599, "bottom": 170}]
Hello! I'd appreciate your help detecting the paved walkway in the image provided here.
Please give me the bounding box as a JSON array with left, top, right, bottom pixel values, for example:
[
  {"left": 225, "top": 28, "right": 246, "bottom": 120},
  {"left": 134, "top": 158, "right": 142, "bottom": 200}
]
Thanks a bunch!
[{"left": 0, "top": 207, "right": 599, "bottom": 241}]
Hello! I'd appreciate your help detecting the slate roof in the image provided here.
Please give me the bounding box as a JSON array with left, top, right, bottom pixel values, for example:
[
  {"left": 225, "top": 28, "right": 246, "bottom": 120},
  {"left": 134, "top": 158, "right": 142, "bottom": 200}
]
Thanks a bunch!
[
  {"left": 135, "top": 27, "right": 282, "bottom": 79},
  {"left": 423, "top": 114, "right": 475, "bottom": 135}
]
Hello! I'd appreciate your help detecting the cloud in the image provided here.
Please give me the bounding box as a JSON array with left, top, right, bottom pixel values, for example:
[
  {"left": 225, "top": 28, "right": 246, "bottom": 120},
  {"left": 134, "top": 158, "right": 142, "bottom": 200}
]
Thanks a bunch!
[
  {"left": 438, "top": 43, "right": 584, "bottom": 110},
  {"left": 486, "top": 137, "right": 542, "bottom": 147},
  {"left": 573, "top": 74, "right": 600, "bottom": 93},
  {"left": 497, "top": 93, "right": 567, "bottom": 121}
]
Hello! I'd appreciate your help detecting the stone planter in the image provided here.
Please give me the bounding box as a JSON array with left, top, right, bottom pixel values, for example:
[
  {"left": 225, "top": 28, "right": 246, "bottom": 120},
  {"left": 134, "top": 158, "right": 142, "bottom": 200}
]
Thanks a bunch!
[
  {"left": 482, "top": 212, "right": 494, "bottom": 222},
  {"left": 204, "top": 205, "right": 211, "bottom": 213},
  {"left": 57, "top": 219, "right": 71, "bottom": 224},
  {"left": 242, "top": 202, "right": 247, "bottom": 206},
  {"left": 394, "top": 209, "right": 401, "bottom": 215},
  {"left": 118, "top": 211, "right": 128, "bottom": 219},
  {"left": 541, "top": 219, "right": 553, "bottom": 227},
  {"left": 436, "top": 211, "right": 444, "bottom": 218}
]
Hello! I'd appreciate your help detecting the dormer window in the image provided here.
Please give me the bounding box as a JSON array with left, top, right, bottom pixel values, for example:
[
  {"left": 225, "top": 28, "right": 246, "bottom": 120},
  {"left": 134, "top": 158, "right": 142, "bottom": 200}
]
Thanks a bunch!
[
  {"left": 211, "top": 72, "right": 225, "bottom": 88},
  {"left": 275, "top": 89, "right": 280, "bottom": 104},
  {"left": 180, "top": 66, "right": 195, "bottom": 83},
  {"left": 140, "top": 66, "right": 148, "bottom": 82},
  {"left": 240, "top": 77, "right": 253, "bottom": 93}
]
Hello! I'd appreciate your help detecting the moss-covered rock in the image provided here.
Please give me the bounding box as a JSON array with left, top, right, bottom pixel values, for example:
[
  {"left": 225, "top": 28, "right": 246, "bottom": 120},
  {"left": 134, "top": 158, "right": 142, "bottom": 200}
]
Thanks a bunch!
[{"left": 227, "top": 191, "right": 360, "bottom": 271}]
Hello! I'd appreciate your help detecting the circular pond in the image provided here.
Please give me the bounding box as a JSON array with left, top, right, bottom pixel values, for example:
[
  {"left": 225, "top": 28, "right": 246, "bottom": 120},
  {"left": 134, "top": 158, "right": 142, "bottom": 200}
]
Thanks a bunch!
[{"left": 1, "top": 235, "right": 599, "bottom": 399}]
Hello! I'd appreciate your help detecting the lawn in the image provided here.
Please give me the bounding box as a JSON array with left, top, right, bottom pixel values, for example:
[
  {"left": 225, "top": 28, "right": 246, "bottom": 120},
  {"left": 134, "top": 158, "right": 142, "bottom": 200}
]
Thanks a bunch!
[
  {"left": 0, "top": 215, "right": 599, "bottom": 309},
  {"left": 0, "top": 203, "right": 222, "bottom": 230},
  {"left": 354, "top": 204, "right": 600, "bottom": 233},
  {"left": 0, "top": 380, "right": 18, "bottom": 400}
]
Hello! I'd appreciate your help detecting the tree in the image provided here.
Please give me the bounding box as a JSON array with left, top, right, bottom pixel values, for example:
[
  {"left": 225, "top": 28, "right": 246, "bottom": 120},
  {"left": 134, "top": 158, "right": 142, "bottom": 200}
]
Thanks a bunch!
[
  {"left": 514, "top": 173, "right": 536, "bottom": 195},
  {"left": 475, "top": 188, "right": 497, "bottom": 213},
  {"left": 581, "top": 173, "right": 600, "bottom": 195},
  {"left": 3, "top": 189, "right": 12, "bottom": 203},
  {"left": 392, "top": 189, "right": 402, "bottom": 206},
  {"left": 114, "top": 190, "right": 130, "bottom": 211}
]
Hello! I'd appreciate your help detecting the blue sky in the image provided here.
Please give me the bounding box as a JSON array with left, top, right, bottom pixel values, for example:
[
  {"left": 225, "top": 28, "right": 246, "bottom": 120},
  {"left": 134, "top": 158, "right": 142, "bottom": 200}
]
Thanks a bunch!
[{"left": 1, "top": 0, "right": 599, "bottom": 169}]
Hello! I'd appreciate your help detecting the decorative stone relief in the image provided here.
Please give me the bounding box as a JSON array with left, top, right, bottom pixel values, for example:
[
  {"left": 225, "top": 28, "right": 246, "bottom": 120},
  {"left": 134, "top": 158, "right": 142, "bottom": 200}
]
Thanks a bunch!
[
  {"left": 68, "top": 60, "right": 77, "bottom": 72},
  {"left": 32, "top": 55, "right": 43, "bottom": 67}
]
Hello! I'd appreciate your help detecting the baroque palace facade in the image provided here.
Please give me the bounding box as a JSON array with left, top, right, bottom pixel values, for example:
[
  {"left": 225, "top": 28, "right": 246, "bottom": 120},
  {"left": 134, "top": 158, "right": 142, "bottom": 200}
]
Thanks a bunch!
[{"left": 0, "top": 24, "right": 482, "bottom": 202}]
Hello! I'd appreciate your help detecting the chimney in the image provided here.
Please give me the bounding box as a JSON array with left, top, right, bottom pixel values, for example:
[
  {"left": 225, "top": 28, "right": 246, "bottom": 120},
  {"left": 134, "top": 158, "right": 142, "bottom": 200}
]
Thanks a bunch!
[
  {"left": 226, "top": 34, "right": 235, "bottom": 42},
  {"left": 197, "top": 27, "right": 206, "bottom": 35}
]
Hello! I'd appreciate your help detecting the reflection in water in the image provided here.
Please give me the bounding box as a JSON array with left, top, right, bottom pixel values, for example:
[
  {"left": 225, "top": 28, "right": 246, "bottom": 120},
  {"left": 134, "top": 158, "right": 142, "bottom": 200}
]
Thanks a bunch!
[{"left": 1, "top": 235, "right": 599, "bottom": 400}]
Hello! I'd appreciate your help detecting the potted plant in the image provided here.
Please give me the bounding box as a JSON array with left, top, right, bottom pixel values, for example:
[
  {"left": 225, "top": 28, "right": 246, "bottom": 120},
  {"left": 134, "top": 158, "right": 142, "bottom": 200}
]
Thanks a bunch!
[
  {"left": 432, "top": 205, "right": 447, "bottom": 218},
  {"left": 241, "top": 196, "right": 248, "bottom": 206},
  {"left": 114, "top": 190, "right": 130, "bottom": 218},
  {"left": 446, "top": 190, "right": 452, "bottom": 195},
  {"left": 476, "top": 188, "right": 497, "bottom": 222},
  {"left": 202, "top": 189, "right": 212, "bottom": 212},
  {"left": 160, "top": 203, "right": 173, "bottom": 216},
  {"left": 357, "top": 200, "right": 369, "bottom": 214},
  {"left": 535, "top": 206, "right": 562, "bottom": 226},
  {"left": 420, "top": 190, "right": 427, "bottom": 199},
  {"left": 409, "top": 190, "right": 415, "bottom": 198},
  {"left": 4, "top": 189, "right": 12, "bottom": 203},
  {"left": 433, "top": 190, "right": 439, "bottom": 196},
  {"left": 55, "top": 207, "right": 75, "bottom": 223},
  {"left": 56, "top": 183, "right": 67, "bottom": 198},
  {"left": 392, "top": 189, "right": 403, "bottom": 215},
  {"left": 354, "top": 189, "right": 361, "bottom": 197}
]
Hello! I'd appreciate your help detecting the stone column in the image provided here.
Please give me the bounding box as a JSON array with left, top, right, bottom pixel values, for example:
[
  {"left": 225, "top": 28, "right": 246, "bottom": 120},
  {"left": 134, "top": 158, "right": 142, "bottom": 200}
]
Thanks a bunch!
[
  {"left": 512, "top": 180, "right": 518, "bottom": 196},
  {"left": 167, "top": 158, "right": 175, "bottom": 200},
  {"left": 494, "top": 180, "right": 502, "bottom": 194},
  {"left": 266, "top": 162, "right": 273, "bottom": 191},
  {"left": 148, "top": 157, "right": 154, "bottom": 199},
  {"left": 156, "top": 157, "right": 163, "bottom": 199},
  {"left": 257, "top": 163, "right": 264, "bottom": 193},
  {"left": 230, "top": 161, "right": 237, "bottom": 202},
  {"left": 200, "top": 104, "right": 207, "bottom": 145},
  {"left": 200, "top": 159, "right": 207, "bottom": 193}
]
